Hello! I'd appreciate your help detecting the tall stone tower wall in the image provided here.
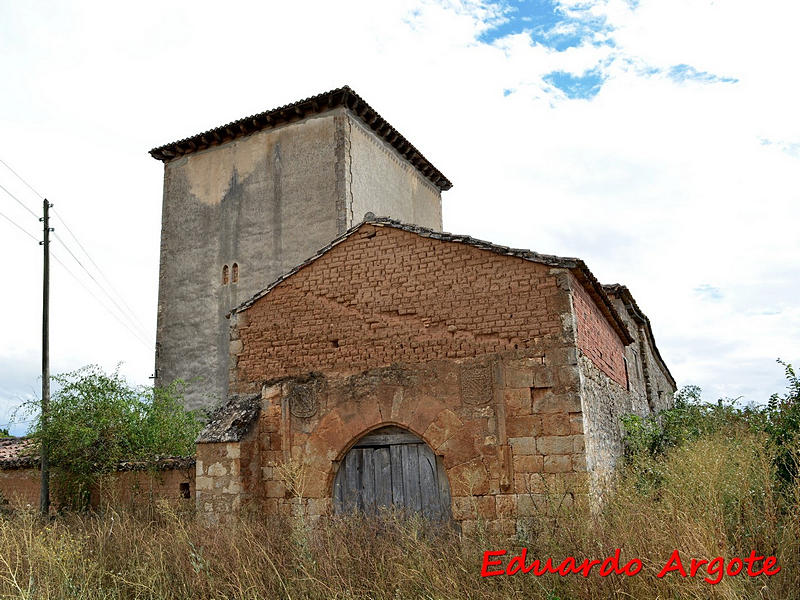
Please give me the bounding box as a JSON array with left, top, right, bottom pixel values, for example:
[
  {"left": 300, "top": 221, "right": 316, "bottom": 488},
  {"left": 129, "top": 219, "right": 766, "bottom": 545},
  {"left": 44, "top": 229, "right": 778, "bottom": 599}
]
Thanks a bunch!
[
  {"left": 346, "top": 113, "right": 442, "bottom": 231},
  {"left": 152, "top": 89, "right": 450, "bottom": 410}
]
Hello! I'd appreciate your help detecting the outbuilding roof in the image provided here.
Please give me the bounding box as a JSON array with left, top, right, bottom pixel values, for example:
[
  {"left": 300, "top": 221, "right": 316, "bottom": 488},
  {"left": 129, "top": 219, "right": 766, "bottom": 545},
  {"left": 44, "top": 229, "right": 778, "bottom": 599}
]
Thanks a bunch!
[
  {"left": 149, "top": 86, "right": 452, "bottom": 192},
  {"left": 230, "top": 216, "right": 635, "bottom": 346},
  {"left": 196, "top": 393, "right": 261, "bottom": 444},
  {"left": 0, "top": 437, "right": 194, "bottom": 472},
  {"left": 0, "top": 437, "right": 35, "bottom": 469}
]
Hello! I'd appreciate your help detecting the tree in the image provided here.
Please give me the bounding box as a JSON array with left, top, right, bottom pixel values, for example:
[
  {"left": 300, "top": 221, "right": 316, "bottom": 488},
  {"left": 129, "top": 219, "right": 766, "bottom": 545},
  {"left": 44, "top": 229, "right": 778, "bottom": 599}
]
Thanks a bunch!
[{"left": 22, "top": 365, "right": 204, "bottom": 509}]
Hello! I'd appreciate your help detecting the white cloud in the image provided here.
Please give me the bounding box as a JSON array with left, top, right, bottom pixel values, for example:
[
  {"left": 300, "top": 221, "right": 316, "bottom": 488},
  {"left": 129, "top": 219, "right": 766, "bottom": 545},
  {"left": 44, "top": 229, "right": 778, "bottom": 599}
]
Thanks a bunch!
[{"left": 0, "top": 0, "right": 798, "bottom": 428}]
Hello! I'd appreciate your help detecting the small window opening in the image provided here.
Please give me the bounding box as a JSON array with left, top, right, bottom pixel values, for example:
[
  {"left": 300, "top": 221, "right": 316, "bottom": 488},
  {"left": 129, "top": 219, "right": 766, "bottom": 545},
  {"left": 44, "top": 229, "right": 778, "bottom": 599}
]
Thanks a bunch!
[
  {"left": 222, "top": 264, "right": 229, "bottom": 285},
  {"left": 232, "top": 263, "right": 239, "bottom": 283},
  {"left": 330, "top": 339, "right": 340, "bottom": 348},
  {"left": 179, "top": 482, "right": 191, "bottom": 499},
  {"left": 623, "top": 357, "right": 630, "bottom": 391}
]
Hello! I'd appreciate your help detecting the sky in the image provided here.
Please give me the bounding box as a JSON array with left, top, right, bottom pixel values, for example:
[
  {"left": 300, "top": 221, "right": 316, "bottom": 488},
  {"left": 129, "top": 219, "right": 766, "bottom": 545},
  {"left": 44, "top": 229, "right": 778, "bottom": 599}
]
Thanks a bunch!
[{"left": 0, "top": 0, "right": 797, "bottom": 435}]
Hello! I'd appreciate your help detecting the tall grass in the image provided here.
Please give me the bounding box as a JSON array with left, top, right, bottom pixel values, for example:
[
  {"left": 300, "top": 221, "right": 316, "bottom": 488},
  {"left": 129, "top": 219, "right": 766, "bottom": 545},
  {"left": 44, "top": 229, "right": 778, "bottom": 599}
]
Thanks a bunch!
[{"left": 0, "top": 429, "right": 796, "bottom": 599}]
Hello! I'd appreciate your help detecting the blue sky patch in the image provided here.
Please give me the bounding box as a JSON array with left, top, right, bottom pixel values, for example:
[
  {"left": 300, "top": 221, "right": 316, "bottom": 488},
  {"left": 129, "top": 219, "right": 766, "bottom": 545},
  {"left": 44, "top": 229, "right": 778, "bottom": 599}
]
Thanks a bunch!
[
  {"left": 667, "top": 64, "right": 738, "bottom": 84},
  {"left": 479, "top": 0, "right": 609, "bottom": 51},
  {"left": 543, "top": 68, "right": 605, "bottom": 99},
  {"left": 694, "top": 284, "right": 724, "bottom": 301},
  {"left": 759, "top": 138, "right": 800, "bottom": 158}
]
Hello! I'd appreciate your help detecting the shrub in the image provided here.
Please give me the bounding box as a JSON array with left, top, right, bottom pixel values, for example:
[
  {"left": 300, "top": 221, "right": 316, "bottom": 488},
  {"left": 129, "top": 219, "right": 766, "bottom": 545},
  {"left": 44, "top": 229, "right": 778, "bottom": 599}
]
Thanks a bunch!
[
  {"left": 621, "top": 385, "right": 757, "bottom": 460},
  {"left": 622, "top": 361, "right": 799, "bottom": 503},
  {"left": 764, "top": 361, "right": 800, "bottom": 487},
  {"left": 21, "top": 365, "right": 204, "bottom": 509}
]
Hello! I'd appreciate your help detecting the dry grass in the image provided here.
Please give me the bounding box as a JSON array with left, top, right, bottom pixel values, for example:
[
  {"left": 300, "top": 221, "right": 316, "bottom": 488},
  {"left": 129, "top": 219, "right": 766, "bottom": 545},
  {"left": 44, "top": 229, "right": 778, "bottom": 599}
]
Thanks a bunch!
[{"left": 0, "top": 430, "right": 796, "bottom": 599}]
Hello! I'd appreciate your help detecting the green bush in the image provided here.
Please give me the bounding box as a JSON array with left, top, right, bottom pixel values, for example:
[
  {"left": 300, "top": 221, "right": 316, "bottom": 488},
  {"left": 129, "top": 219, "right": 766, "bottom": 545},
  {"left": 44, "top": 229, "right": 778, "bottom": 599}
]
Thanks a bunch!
[
  {"left": 764, "top": 361, "right": 800, "bottom": 487},
  {"left": 622, "top": 386, "right": 754, "bottom": 458},
  {"left": 622, "top": 360, "right": 799, "bottom": 495},
  {"left": 21, "top": 365, "right": 204, "bottom": 509}
]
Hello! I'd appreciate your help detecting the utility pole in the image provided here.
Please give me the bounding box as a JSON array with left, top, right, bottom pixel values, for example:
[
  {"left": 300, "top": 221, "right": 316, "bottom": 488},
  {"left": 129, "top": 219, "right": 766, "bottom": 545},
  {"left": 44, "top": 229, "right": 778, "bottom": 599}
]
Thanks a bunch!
[{"left": 39, "top": 198, "right": 52, "bottom": 517}]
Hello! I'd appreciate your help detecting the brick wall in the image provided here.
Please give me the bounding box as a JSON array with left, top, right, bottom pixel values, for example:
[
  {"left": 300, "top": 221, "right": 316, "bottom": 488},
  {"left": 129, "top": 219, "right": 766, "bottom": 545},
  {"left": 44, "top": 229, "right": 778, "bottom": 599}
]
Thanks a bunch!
[
  {"left": 0, "top": 468, "right": 39, "bottom": 508},
  {"left": 232, "top": 224, "right": 567, "bottom": 390},
  {"left": 209, "top": 222, "right": 654, "bottom": 528},
  {"left": 571, "top": 275, "right": 627, "bottom": 388},
  {"left": 0, "top": 467, "right": 194, "bottom": 511},
  {"left": 105, "top": 469, "right": 195, "bottom": 506}
]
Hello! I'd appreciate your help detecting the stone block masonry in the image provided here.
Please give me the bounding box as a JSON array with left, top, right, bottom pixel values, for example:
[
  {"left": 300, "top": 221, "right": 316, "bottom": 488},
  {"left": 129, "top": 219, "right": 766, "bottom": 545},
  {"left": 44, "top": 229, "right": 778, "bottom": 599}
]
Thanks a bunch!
[
  {"left": 190, "top": 218, "right": 675, "bottom": 531},
  {"left": 198, "top": 351, "right": 591, "bottom": 533}
]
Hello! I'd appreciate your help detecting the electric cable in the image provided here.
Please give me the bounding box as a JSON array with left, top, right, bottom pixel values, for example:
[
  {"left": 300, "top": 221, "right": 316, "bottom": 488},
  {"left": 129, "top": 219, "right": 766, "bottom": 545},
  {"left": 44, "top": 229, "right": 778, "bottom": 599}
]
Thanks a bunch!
[
  {"left": 0, "top": 181, "right": 38, "bottom": 219},
  {"left": 0, "top": 209, "right": 39, "bottom": 242}
]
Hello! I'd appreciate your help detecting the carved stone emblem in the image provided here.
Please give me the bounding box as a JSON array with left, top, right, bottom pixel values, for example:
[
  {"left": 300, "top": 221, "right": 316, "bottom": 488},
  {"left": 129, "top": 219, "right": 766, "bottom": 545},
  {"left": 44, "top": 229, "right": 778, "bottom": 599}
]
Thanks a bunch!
[
  {"left": 459, "top": 364, "right": 493, "bottom": 406},
  {"left": 288, "top": 383, "right": 318, "bottom": 418}
]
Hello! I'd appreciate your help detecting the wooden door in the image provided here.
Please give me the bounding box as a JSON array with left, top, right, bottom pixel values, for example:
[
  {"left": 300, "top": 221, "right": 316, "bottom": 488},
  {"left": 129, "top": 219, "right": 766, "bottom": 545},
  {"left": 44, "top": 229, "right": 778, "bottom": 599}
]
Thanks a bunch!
[{"left": 333, "top": 426, "right": 452, "bottom": 521}]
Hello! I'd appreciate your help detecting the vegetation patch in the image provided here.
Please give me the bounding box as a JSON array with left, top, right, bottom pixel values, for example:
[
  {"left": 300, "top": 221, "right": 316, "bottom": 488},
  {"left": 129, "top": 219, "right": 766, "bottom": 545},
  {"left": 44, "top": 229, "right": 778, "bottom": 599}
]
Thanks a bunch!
[{"left": 19, "top": 365, "right": 203, "bottom": 509}]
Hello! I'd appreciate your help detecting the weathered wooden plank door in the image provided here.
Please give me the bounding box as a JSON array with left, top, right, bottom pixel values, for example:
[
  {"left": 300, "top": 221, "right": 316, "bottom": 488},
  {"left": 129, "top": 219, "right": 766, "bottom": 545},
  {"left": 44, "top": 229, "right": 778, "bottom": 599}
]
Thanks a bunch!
[{"left": 333, "top": 426, "right": 452, "bottom": 521}]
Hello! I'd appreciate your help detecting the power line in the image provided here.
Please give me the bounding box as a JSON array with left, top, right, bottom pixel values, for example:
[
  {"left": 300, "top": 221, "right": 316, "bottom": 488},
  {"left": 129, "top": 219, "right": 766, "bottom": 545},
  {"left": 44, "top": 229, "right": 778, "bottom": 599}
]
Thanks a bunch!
[
  {"left": 52, "top": 231, "right": 153, "bottom": 344},
  {"left": 0, "top": 157, "right": 154, "bottom": 348},
  {"left": 0, "top": 181, "right": 38, "bottom": 219},
  {"left": 0, "top": 208, "right": 39, "bottom": 242},
  {"left": 0, "top": 157, "right": 153, "bottom": 343},
  {"left": 0, "top": 157, "right": 44, "bottom": 199},
  {"left": 52, "top": 208, "right": 150, "bottom": 335},
  {"left": 1, "top": 203, "right": 153, "bottom": 348},
  {"left": 50, "top": 249, "right": 153, "bottom": 350}
]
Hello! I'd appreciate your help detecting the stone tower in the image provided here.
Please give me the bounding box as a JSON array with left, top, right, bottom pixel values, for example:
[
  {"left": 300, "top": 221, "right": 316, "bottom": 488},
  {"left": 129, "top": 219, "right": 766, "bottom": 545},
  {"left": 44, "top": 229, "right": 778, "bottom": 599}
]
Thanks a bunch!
[{"left": 150, "top": 86, "right": 452, "bottom": 409}]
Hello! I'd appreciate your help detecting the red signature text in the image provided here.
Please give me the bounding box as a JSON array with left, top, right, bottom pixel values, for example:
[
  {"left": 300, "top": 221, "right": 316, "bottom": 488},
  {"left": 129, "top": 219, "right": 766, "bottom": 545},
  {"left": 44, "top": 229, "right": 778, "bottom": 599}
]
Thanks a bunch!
[{"left": 481, "top": 548, "right": 780, "bottom": 585}]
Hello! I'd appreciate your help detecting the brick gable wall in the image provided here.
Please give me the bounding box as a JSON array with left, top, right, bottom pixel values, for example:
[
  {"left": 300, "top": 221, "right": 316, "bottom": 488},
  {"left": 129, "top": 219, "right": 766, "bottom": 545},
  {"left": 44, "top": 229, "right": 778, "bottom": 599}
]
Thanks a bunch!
[
  {"left": 231, "top": 225, "right": 569, "bottom": 389},
  {"left": 571, "top": 275, "right": 627, "bottom": 387}
]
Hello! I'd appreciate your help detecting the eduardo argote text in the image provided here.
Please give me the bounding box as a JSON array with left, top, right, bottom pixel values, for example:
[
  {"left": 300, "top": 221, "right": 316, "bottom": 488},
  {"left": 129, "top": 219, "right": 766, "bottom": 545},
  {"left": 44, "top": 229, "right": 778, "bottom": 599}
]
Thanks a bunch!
[{"left": 481, "top": 548, "right": 781, "bottom": 585}]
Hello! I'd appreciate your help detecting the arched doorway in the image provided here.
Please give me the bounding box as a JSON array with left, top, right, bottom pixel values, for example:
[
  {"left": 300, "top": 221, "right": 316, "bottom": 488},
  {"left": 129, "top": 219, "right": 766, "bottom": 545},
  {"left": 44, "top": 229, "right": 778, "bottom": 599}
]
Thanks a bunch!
[{"left": 333, "top": 426, "right": 452, "bottom": 521}]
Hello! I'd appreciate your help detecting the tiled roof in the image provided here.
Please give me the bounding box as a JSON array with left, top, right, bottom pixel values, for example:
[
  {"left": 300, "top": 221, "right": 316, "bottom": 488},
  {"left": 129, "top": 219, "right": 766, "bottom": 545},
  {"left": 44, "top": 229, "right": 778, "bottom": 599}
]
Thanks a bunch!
[
  {"left": 0, "top": 438, "right": 35, "bottom": 469},
  {"left": 196, "top": 394, "right": 261, "bottom": 444},
  {"left": 0, "top": 437, "right": 194, "bottom": 472},
  {"left": 149, "top": 86, "right": 452, "bottom": 192},
  {"left": 231, "top": 216, "right": 635, "bottom": 345}
]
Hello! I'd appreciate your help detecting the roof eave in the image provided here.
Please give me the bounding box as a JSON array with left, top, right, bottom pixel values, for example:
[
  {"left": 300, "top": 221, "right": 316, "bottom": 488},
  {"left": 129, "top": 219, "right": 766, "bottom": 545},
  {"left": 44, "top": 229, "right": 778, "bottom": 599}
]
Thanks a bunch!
[
  {"left": 230, "top": 217, "right": 634, "bottom": 347},
  {"left": 603, "top": 284, "right": 676, "bottom": 388},
  {"left": 570, "top": 266, "right": 634, "bottom": 346},
  {"left": 149, "top": 86, "right": 453, "bottom": 192}
]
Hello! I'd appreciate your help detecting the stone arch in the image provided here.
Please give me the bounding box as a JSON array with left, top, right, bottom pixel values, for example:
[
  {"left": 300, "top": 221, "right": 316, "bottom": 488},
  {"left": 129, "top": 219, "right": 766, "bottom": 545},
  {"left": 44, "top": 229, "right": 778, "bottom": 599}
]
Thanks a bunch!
[
  {"left": 302, "top": 394, "right": 480, "bottom": 513},
  {"left": 331, "top": 420, "right": 430, "bottom": 463},
  {"left": 332, "top": 425, "right": 452, "bottom": 520}
]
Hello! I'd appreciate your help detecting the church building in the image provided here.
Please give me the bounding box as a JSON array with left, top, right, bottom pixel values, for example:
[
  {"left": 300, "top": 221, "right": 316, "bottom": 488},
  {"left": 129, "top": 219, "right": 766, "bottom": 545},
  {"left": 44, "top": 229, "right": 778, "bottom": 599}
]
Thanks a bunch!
[{"left": 149, "top": 86, "right": 675, "bottom": 531}]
